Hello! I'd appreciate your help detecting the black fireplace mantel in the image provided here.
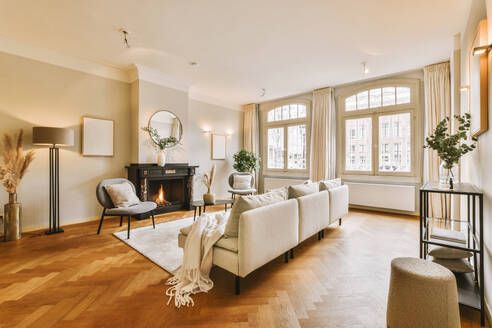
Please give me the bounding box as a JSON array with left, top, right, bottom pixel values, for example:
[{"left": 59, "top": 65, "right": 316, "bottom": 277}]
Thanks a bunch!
[{"left": 126, "top": 163, "right": 198, "bottom": 218}]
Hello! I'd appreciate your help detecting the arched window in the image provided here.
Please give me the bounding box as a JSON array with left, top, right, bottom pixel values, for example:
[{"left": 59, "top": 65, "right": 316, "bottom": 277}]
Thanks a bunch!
[
  {"left": 340, "top": 81, "right": 417, "bottom": 176},
  {"left": 263, "top": 101, "right": 310, "bottom": 171}
]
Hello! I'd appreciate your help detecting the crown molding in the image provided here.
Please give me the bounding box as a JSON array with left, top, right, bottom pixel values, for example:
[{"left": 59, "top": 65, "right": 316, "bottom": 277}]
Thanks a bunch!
[
  {"left": 189, "top": 90, "right": 242, "bottom": 111},
  {"left": 131, "top": 64, "right": 190, "bottom": 93},
  {"left": 0, "top": 35, "right": 129, "bottom": 82}
]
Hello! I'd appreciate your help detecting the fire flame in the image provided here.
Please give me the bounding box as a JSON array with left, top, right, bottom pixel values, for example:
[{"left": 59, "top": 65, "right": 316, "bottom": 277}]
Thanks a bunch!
[{"left": 156, "top": 185, "right": 165, "bottom": 204}]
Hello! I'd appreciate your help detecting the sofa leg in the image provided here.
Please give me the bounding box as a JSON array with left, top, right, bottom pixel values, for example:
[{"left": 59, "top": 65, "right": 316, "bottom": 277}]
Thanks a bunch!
[
  {"left": 318, "top": 231, "right": 321, "bottom": 241},
  {"left": 284, "top": 252, "right": 289, "bottom": 263},
  {"left": 290, "top": 249, "right": 294, "bottom": 259},
  {"left": 339, "top": 218, "right": 342, "bottom": 226},
  {"left": 322, "top": 229, "right": 325, "bottom": 238},
  {"left": 97, "top": 209, "right": 106, "bottom": 234},
  {"left": 235, "top": 275, "right": 240, "bottom": 295}
]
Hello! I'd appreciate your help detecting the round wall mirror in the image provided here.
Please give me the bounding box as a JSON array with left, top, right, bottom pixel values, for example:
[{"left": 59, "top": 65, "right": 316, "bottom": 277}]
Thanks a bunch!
[{"left": 148, "top": 110, "right": 183, "bottom": 148}]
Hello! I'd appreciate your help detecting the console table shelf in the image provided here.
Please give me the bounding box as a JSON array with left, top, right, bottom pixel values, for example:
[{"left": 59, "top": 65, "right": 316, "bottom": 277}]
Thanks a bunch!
[{"left": 420, "top": 182, "right": 485, "bottom": 326}]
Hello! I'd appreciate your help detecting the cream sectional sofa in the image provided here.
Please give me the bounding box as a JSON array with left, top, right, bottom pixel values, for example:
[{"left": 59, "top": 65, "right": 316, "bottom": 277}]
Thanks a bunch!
[{"left": 178, "top": 183, "right": 349, "bottom": 294}]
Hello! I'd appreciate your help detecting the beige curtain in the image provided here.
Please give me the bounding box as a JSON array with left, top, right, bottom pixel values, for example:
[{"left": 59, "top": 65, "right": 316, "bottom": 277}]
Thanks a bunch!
[
  {"left": 310, "top": 87, "right": 336, "bottom": 182},
  {"left": 423, "top": 62, "right": 451, "bottom": 218},
  {"left": 242, "top": 103, "right": 259, "bottom": 153}
]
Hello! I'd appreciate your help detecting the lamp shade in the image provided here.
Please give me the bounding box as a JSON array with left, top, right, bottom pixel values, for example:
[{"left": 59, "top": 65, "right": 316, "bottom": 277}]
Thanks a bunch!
[{"left": 32, "top": 127, "right": 74, "bottom": 146}]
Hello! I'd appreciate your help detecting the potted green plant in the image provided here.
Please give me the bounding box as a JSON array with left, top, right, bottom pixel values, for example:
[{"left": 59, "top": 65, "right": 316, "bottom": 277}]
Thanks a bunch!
[
  {"left": 232, "top": 149, "right": 259, "bottom": 173},
  {"left": 0, "top": 130, "right": 34, "bottom": 241},
  {"left": 424, "top": 113, "right": 477, "bottom": 189},
  {"left": 141, "top": 126, "right": 178, "bottom": 167}
]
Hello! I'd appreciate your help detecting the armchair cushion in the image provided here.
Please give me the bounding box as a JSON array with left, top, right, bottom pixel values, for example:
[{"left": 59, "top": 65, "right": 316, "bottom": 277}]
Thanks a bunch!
[
  {"left": 105, "top": 201, "right": 157, "bottom": 215},
  {"left": 233, "top": 175, "right": 252, "bottom": 190},
  {"left": 104, "top": 182, "right": 141, "bottom": 208}
]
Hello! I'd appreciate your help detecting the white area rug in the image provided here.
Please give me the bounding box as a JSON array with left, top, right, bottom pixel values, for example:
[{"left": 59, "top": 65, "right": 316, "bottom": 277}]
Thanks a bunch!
[{"left": 113, "top": 216, "right": 194, "bottom": 274}]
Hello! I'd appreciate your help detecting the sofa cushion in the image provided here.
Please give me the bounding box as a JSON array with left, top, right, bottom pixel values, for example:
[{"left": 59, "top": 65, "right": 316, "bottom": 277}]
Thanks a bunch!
[
  {"left": 288, "top": 182, "right": 319, "bottom": 199},
  {"left": 319, "top": 178, "right": 342, "bottom": 191},
  {"left": 104, "top": 182, "right": 141, "bottom": 208},
  {"left": 264, "top": 186, "right": 288, "bottom": 200},
  {"left": 105, "top": 201, "right": 157, "bottom": 215},
  {"left": 428, "top": 246, "right": 473, "bottom": 259},
  {"left": 179, "top": 225, "right": 238, "bottom": 253},
  {"left": 224, "top": 191, "right": 285, "bottom": 237},
  {"left": 233, "top": 174, "right": 252, "bottom": 189}
]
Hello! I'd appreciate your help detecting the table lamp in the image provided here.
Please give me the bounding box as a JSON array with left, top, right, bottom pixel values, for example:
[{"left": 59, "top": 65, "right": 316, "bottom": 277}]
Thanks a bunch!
[{"left": 32, "top": 127, "right": 74, "bottom": 234}]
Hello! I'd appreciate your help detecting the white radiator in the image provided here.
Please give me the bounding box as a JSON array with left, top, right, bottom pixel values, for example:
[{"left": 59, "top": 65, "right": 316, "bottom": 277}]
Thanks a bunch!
[
  {"left": 345, "top": 182, "right": 416, "bottom": 212},
  {"left": 263, "top": 177, "right": 306, "bottom": 191}
]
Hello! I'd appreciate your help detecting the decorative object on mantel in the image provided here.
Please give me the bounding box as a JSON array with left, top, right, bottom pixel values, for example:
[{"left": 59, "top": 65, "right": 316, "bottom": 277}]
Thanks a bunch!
[
  {"left": 423, "top": 113, "right": 477, "bottom": 189},
  {"left": 33, "top": 126, "right": 74, "bottom": 234},
  {"left": 142, "top": 110, "right": 182, "bottom": 167},
  {"left": 201, "top": 164, "right": 216, "bottom": 205},
  {"left": 81, "top": 116, "right": 114, "bottom": 157},
  {"left": 0, "top": 130, "right": 35, "bottom": 241},
  {"left": 233, "top": 149, "right": 259, "bottom": 173}
]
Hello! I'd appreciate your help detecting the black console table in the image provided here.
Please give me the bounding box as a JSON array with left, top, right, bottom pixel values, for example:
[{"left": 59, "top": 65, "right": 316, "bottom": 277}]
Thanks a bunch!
[{"left": 420, "top": 182, "right": 484, "bottom": 326}]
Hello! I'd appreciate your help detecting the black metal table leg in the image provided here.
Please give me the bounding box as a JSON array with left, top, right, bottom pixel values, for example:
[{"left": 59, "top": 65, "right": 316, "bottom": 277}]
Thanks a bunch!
[
  {"left": 419, "top": 190, "right": 423, "bottom": 258},
  {"left": 479, "top": 194, "right": 485, "bottom": 326},
  {"left": 194, "top": 206, "right": 197, "bottom": 221}
]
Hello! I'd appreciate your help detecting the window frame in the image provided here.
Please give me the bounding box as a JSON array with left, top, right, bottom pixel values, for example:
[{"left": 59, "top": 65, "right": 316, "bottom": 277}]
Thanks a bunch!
[
  {"left": 340, "top": 80, "right": 418, "bottom": 177},
  {"left": 262, "top": 99, "right": 311, "bottom": 174}
]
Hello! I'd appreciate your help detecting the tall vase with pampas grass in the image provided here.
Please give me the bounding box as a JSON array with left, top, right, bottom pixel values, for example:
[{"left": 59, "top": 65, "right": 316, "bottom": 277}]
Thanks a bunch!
[
  {"left": 0, "top": 130, "right": 34, "bottom": 241},
  {"left": 202, "top": 164, "right": 216, "bottom": 205}
]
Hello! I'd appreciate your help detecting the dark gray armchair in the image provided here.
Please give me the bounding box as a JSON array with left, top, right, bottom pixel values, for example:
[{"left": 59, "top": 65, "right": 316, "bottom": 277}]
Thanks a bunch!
[
  {"left": 96, "top": 178, "right": 157, "bottom": 239},
  {"left": 228, "top": 172, "right": 256, "bottom": 200}
]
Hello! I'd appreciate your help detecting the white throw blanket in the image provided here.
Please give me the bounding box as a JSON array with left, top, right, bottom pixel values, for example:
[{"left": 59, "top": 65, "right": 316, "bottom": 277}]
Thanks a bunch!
[{"left": 165, "top": 211, "right": 228, "bottom": 307}]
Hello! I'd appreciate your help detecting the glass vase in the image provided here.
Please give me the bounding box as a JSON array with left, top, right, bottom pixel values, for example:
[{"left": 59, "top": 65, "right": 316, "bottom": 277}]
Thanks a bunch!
[{"left": 439, "top": 162, "right": 458, "bottom": 189}]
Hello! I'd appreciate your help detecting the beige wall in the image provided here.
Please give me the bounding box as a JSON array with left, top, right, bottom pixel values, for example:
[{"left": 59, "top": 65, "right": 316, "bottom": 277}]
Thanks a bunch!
[
  {"left": 0, "top": 51, "right": 131, "bottom": 231},
  {"left": 460, "top": 0, "right": 492, "bottom": 314},
  {"left": 188, "top": 99, "right": 243, "bottom": 200}
]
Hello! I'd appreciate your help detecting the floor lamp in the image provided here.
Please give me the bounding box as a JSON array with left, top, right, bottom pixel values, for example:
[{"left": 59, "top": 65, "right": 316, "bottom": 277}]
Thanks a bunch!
[{"left": 33, "top": 127, "right": 74, "bottom": 235}]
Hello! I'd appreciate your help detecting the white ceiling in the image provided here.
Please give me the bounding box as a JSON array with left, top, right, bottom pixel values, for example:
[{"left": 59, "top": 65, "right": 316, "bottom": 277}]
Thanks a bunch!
[{"left": 0, "top": 0, "right": 470, "bottom": 107}]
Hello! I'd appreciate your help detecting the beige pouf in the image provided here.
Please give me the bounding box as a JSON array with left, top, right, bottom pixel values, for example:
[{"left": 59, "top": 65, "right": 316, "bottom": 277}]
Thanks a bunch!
[{"left": 387, "top": 257, "right": 460, "bottom": 328}]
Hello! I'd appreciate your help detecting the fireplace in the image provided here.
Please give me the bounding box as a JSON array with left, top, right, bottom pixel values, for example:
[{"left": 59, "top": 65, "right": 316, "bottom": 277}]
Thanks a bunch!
[{"left": 126, "top": 163, "right": 198, "bottom": 218}]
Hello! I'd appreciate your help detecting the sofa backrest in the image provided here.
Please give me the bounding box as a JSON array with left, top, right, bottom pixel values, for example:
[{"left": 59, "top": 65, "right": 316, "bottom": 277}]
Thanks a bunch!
[{"left": 297, "top": 190, "right": 330, "bottom": 242}]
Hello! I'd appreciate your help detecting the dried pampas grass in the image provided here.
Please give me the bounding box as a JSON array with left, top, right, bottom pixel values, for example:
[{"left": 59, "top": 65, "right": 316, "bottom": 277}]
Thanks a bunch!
[
  {"left": 0, "top": 130, "right": 35, "bottom": 194},
  {"left": 202, "top": 164, "right": 216, "bottom": 193}
]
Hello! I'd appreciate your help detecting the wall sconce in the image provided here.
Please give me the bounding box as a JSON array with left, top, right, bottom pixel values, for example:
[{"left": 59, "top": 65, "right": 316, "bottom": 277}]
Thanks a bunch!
[
  {"left": 202, "top": 127, "right": 211, "bottom": 134},
  {"left": 226, "top": 129, "right": 233, "bottom": 136},
  {"left": 472, "top": 44, "right": 492, "bottom": 55}
]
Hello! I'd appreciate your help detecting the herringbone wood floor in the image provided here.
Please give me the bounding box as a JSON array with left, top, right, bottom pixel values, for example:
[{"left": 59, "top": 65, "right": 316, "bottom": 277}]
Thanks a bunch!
[{"left": 0, "top": 208, "right": 487, "bottom": 328}]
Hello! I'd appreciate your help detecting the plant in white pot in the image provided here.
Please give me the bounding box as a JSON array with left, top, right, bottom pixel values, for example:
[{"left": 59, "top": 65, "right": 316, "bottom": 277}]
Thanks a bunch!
[
  {"left": 0, "top": 130, "right": 34, "bottom": 241},
  {"left": 424, "top": 113, "right": 477, "bottom": 189},
  {"left": 141, "top": 126, "right": 178, "bottom": 167},
  {"left": 201, "top": 164, "right": 216, "bottom": 204}
]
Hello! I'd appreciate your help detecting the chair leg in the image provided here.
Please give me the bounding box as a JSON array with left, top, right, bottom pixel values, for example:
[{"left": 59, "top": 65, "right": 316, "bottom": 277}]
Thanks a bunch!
[
  {"left": 235, "top": 275, "right": 240, "bottom": 295},
  {"left": 322, "top": 229, "right": 325, "bottom": 238},
  {"left": 290, "top": 249, "right": 294, "bottom": 259},
  {"left": 284, "top": 252, "right": 289, "bottom": 263},
  {"left": 97, "top": 209, "right": 106, "bottom": 234},
  {"left": 151, "top": 211, "right": 155, "bottom": 229},
  {"left": 127, "top": 215, "right": 131, "bottom": 239},
  {"left": 318, "top": 231, "right": 321, "bottom": 240},
  {"left": 119, "top": 216, "right": 123, "bottom": 227},
  {"left": 339, "top": 218, "right": 342, "bottom": 226}
]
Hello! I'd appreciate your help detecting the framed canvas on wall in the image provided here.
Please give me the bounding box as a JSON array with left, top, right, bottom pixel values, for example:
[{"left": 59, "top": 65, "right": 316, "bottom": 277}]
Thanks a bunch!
[
  {"left": 468, "top": 19, "right": 489, "bottom": 138},
  {"left": 211, "top": 134, "right": 226, "bottom": 160},
  {"left": 82, "top": 116, "right": 114, "bottom": 157}
]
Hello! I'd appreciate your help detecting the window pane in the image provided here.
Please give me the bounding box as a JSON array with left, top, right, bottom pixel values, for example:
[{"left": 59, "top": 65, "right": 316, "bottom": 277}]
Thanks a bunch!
[
  {"left": 345, "top": 117, "right": 372, "bottom": 171},
  {"left": 267, "top": 110, "right": 275, "bottom": 122},
  {"left": 382, "top": 87, "right": 396, "bottom": 106},
  {"left": 287, "top": 125, "right": 307, "bottom": 169},
  {"left": 274, "top": 107, "right": 282, "bottom": 121},
  {"left": 267, "top": 128, "right": 284, "bottom": 169},
  {"left": 298, "top": 105, "right": 307, "bottom": 118},
  {"left": 357, "top": 91, "right": 369, "bottom": 110},
  {"left": 345, "top": 95, "right": 356, "bottom": 111},
  {"left": 397, "top": 87, "right": 411, "bottom": 104},
  {"left": 282, "top": 105, "right": 290, "bottom": 120},
  {"left": 370, "top": 88, "right": 382, "bottom": 108},
  {"left": 290, "top": 104, "right": 298, "bottom": 119},
  {"left": 378, "top": 113, "right": 411, "bottom": 172}
]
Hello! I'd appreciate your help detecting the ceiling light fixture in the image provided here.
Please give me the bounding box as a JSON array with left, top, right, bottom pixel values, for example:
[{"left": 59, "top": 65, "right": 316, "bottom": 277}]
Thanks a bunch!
[
  {"left": 260, "top": 88, "right": 266, "bottom": 97},
  {"left": 119, "top": 29, "right": 130, "bottom": 48},
  {"left": 472, "top": 44, "right": 491, "bottom": 55},
  {"left": 361, "top": 62, "right": 369, "bottom": 74}
]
